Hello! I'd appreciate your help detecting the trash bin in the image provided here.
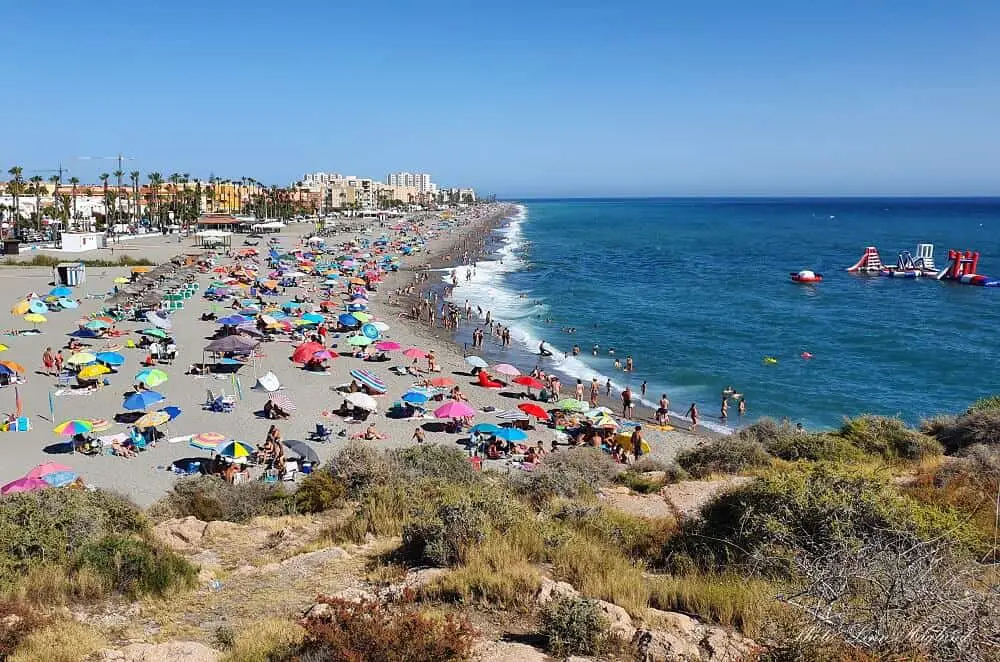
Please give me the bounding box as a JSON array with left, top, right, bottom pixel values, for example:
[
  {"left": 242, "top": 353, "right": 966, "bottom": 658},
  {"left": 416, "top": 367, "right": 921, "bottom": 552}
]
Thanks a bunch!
[{"left": 3, "top": 240, "right": 19, "bottom": 255}]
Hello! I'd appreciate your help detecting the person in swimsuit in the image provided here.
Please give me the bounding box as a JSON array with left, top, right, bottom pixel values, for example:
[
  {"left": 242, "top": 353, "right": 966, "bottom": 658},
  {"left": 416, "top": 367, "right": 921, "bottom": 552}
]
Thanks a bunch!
[
  {"left": 621, "top": 386, "right": 633, "bottom": 419},
  {"left": 656, "top": 393, "right": 670, "bottom": 425},
  {"left": 738, "top": 397, "right": 747, "bottom": 419},
  {"left": 720, "top": 398, "right": 729, "bottom": 422},
  {"left": 686, "top": 403, "right": 699, "bottom": 431}
]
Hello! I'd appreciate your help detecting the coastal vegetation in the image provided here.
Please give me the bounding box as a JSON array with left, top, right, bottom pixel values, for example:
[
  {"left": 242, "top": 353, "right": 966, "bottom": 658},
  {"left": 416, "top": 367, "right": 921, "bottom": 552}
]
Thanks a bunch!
[
  {"left": 1, "top": 254, "right": 156, "bottom": 268},
  {"left": 1, "top": 401, "right": 999, "bottom": 660}
]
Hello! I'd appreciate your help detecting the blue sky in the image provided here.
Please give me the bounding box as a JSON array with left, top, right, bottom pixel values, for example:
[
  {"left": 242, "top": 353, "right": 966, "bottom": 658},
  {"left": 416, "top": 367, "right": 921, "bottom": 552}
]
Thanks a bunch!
[{"left": 2, "top": 1, "right": 998, "bottom": 196}]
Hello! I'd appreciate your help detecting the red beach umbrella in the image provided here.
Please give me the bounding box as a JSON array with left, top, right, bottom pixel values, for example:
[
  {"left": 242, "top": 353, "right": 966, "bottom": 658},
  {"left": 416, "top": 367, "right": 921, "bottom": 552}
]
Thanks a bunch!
[
  {"left": 517, "top": 402, "right": 550, "bottom": 420},
  {"left": 402, "top": 348, "right": 428, "bottom": 359},
  {"left": 429, "top": 376, "right": 455, "bottom": 388},
  {"left": 291, "top": 342, "right": 325, "bottom": 364},
  {"left": 513, "top": 376, "right": 545, "bottom": 390}
]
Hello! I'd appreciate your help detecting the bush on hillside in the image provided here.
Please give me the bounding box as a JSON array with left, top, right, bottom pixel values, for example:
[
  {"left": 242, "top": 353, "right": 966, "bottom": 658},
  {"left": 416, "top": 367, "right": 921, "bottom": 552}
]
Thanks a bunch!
[
  {"left": 154, "top": 477, "right": 295, "bottom": 523},
  {"left": 542, "top": 596, "right": 611, "bottom": 657},
  {"left": 839, "top": 415, "right": 941, "bottom": 460},
  {"left": 0, "top": 602, "right": 48, "bottom": 660},
  {"left": 325, "top": 442, "right": 393, "bottom": 498},
  {"left": 515, "top": 448, "right": 620, "bottom": 505},
  {"left": 71, "top": 535, "right": 196, "bottom": 598},
  {"left": 547, "top": 500, "right": 675, "bottom": 560},
  {"left": 0, "top": 489, "right": 146, "bottom": 588},
  {"left": 676, "top": 437, "right": 771, "bottom": 478},
  {"left": 967, "top": 394, "right": 1000, "bottom": 414},
  {"left": 294, "top": 472, "right": 346, "bottom": 514},
  {"left": 921, "top": 409, "right": 1000, "bottom": 454},
  {"left": 741, "top": 418, "right": 863, "bottom": 463},
  {"left": 388, "top": 444, "right": 477, "bottom": 485},
  {"left": 292, "top": 596, "right": 476, "bottom": 662}
]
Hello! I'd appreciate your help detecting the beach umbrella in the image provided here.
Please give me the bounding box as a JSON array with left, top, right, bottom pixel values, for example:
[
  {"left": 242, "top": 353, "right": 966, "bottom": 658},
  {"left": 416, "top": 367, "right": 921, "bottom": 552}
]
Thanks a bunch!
[
  {"left": 291, "top": 342, "right": 325, "bottom": 363},
  {"left": 469, "top": 423, "right": 501, "bottom": 435},
  {"left": 374, "top": 341, "right": 401, "bottom": 352},
  {"left": 53, "top": 419, "right": 94, "bottom": 436},
  {"left": 301, "top": 312, "right": 324, "bottom": 324},
  {"left": 349, "top": 369, "right": 386, "bottom": 393},
  {"left": 218, "top": 440, "right": 254, "bottom": 460},
  {"left": 434, "top": 401, "right": 475, "bottom": 419},
  {"left": 218, "top": 314, "right": 248, "bottom": 326},
  {"left": 10, "top": 300, "right": 30, "bottom": 316},
  {"left": 23, "top": 313, "right": 46, "bottom": 325},
  {"left": 361, "top": 323, "right": 380, "bottom": 339},
  {"left": 283, "top": 439, "right": 319, "bottom": 463},
  {"left": 87, "top": 418, "right": 112, "bottom": 432},
  {"left": 429, "top": 376, "right": 454, "bottom": 388},
  {"left": 494, "top": 427, "right": 529, "bottom": 442},
  {"left": 513, "top": 376, "right": 545, "bottom": 390},
  {"left": 517, "top": 403, "right": 550, "bottom": 420},
  {"left": 78, "top": 364, "right": 110, "bottom": 380},
  {"left": 351, "top": 311, "right": 371, "bottom": 323},
  {"left": 594, "top": 414, "right": 618, "bottom": 428},
  {"left": 205, "top": 335, "right": 259, "bottom": 354},
  {"left": 0, "top": 360, "right": 25, "bottom": 374},
  {"left": 25, "top": 462, "right": 75, "bottom": 480},
  {"left": 57, "top": 298, "right": 79, "bottom": 309},
  {"left": 1, "top": 477, "right": 49, "bottom": 495},
  {"left": 135, "top": 368, "right": 169, "bottom": 387},
  {"left": 402, "top": 348, "right": 427, "bottom": 359},
  {"left": 49, "top": 286, "right": 72, "bottom": 297},
  {"left": 29, "top": 299, "right": 49, "bottom": 314},
  {"left": 140, "top": 328, "right": 168, "bottom": 339},
  {"left": 40, "top": 470, "right": 80, "bottom": 488},
  {"left": 372, "top": 321, "right": 390, "bottom": 332},
  {"left": 123, "top": 390, "right": 165, "bottom": 411},
  {"left": 464, "top": 355, "right": 489, "bottom": 369},
  {"left": 96, "top": 351, "right": 125, "bottom": 366},
  {"left": 84, "top": 320, "right": 109, "bottom": 330},
  {"left": 555, "top": 398, "right": 589, "bottom": 412},
  {"left": 0, "top": 364, "right": 16, "bottom": 377},
  {"left": 337, "top": 314, "right": 361, "bottom": 327},
  {"left": 494, "top": 364, "right": 520, "bottom": 377},
  {"left": 268, "top": 392, "right": 297, "bottom": 413},
  {"left": 0, "top": 344, "right": 7, "bottom": 352},
  {"left": 190, "top": 431, "right": 225, "bottom": 451},
  {"left": 135, "top": 411, "right": 170, "bottom": 429},
  {"left": 312, "top": 349, "right": 337, "bottom": 361},
  {"left": 159, "top": 405, "right": 183, "bottom": 421},
  {"left": 587, "top": 406, "right": 615, "bottom": 417},
  {"left": 401, "top": 391, "right": 429, "bottom": 405},
  {"left": 347, "top": 335, "right": 373, "bottom": 346},
  {"left": 146, "top": 311, "right": 172, "bottom": 329},
  {"left": 67, "top": 352, "right": 97, "bottom": 366}
]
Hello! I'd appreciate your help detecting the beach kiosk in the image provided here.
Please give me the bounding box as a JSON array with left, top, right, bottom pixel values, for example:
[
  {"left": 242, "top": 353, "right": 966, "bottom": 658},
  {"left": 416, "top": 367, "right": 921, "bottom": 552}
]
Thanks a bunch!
[
  {"left": 59, "top": 232, "right": 106, "bottom": 252},
  {"left": 53, "top": 262, "right": 87, "bottom": 287}
]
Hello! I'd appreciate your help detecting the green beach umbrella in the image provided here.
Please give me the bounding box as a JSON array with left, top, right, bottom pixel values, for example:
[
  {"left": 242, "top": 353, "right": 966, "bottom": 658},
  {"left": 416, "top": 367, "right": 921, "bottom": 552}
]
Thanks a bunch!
[
  {"left": 347, "top": 335, "right": 374, "bottom": 346},
  {"left": 555, "top": 398, "right": 589, "bottom": 412},
  {"left": 140, "top": 328, "right": 168, "bottom": 339}
]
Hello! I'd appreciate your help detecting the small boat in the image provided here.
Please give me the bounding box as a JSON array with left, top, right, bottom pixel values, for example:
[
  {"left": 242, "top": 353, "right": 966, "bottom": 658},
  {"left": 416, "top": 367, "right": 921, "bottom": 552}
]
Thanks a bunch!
[{"left": 790, "top": 269, "right": 823, "bottom": 283}]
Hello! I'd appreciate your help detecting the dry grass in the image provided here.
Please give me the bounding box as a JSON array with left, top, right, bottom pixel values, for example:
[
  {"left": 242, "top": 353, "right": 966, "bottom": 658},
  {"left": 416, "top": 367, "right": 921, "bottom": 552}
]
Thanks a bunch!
[
  {"left": 548, "top": 536, "right": 650, "bottom": 616},
  {"left": 647, "top": 573, "right": 777, "bottom": 637},
  {"left": 220, "top": 618, "right": 304, "bottom": 662},
  {"left": 4, "top": 565, "right": 106, "bottom": 607},
  {"left": 8, "top": 620, "right": 105, "bottom": 662},
  {"left": 421, "top": 537, "right": 542, "bottom": 612}
]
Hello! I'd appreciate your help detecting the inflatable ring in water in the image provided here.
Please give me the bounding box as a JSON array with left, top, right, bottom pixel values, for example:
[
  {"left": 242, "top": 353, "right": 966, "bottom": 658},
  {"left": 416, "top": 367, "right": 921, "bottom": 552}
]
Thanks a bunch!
[{"left": 763, "top": 356, "right": 778, "bottom": 365}]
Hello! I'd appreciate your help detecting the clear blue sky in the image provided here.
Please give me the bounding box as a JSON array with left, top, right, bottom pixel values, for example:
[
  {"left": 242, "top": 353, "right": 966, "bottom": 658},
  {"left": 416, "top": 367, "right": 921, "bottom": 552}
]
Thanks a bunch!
[{"left": 3, "top": 0, "right": 998, "bottom": 197}]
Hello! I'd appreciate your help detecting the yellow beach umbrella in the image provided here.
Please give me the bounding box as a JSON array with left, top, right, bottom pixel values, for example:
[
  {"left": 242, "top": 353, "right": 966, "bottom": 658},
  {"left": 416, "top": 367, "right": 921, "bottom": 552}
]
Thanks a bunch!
[
  {"left": 67, "top": 352, "right": 97, "bottom": 366},
  {"left": 0, "top": 344, "right": 8, "bottom": 352},
  {"left": 0, "top": 360, "right": 25, "bottom": 374},
  {"left": 113, "top": 277, "right": 129, "bottom": 284},
  {"left": 78, "top": 364, "right": 110, "bottom": 380},
  {"left": 10, "top": 300, "right": 30, "bottom": 316},
  {"left": 23, "top": 313, "right": 46, "bottom": 324},
  {"left": 135, "top": 411, "right": 170, "bottom": 429}
]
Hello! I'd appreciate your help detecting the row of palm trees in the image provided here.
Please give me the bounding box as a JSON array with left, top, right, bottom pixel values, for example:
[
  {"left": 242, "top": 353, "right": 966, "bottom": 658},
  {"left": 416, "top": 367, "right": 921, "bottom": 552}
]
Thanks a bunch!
[{"left": 3, "top": 167, "right": 318, "bottom": 237}]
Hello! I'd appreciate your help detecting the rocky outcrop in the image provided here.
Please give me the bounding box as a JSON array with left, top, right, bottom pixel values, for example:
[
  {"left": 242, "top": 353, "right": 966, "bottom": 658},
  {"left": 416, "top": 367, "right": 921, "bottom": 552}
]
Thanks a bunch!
[
  {"left": 535, "top": 578, "right": 580, "bottom": 606},
  {"left": 381, "top": 567, "right": 449, "bottom": 601},
  {"left": 95, "top": 641, "right": 219, "bottom": 662},
  {"left": 152, "top": 517, "right": 208, "bottom": 552},
  {"left": 596, "top": 599, "right": 635, "bottom": 640},
  {"left": 634, "top": 609, "right": 758, "bottom": 661}
]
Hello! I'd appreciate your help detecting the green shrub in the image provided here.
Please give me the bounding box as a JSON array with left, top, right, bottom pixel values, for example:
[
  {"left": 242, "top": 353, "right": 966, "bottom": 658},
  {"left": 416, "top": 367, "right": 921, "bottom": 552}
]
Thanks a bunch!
[
  {"left": 839, "top": 415, "right": 941, "bottom": 460},
  {"left": 741, "top": 417, "right": 862, "bottom": 462},
  {"left": 71, "top": 535, "right": 196, "bottom": 598},
  {"left": 325, "top": 442, "right": 393, "bottom": 498},
  {"left": 294, "top": 472, "right": 346, "bottom": 514},
  {"left": 547, "top": 501, "right": 675, "bottom": 560},
  {"left": 292, "top": 596, "right": 476, "bottom": 661},
  {"left": 388, "top": 444, "right": 477, "bottom": 485},
  {"left": 326, "top": 483, "right": 412, "bottom": 543},
  {"left": 922, "top": 409, "right": 1000, "bottom": 454},
  {"left": 0, "top": 489, "right": 146, "bottom": 589},
  {"left": 666, "top": 463, "right": 987, "bottom": 573},
  {"left": 2, "top": 254, "right": 155, "bottom": 268},
  {"left": 516, "top": 448, "right": 620, "bottom": 505},
  {"left": 647, "top": 574, "right": 775, "bottom": 637},
  {"left": 0, "top": 602, "right": 48, "bottom": 660},
  {"left": 676, "top": 437, "right": 771, "bottom": 478},
  {"left": 154, "top": 477, "right": 295, "bottom": 523},
  {"left": 967, "top": 394, "right": 1000, "bottom": 414},
  {"left": 615, "top": 471, "right": 666, "bottom": 493},
  {"left": 542, "top": 596, "right": 610, "bottom": 657}
]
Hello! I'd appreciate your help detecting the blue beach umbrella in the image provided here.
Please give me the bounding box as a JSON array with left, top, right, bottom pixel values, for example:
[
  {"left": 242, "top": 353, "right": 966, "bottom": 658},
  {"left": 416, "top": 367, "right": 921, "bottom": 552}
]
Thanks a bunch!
[
  {"left": 494, "top": 428, "right": 528, "bottom": 442},
  {"left": 123, "top": 390, "right": 165, "bottom": 411},
  {"left": 401, "top": 391, "right": 429, "bottom": 405},
  {"left": 338, "top": 313, "right": 360, "bottom": 327},
  {"left": 361, "top": 323, "right": 380, "bottom": 340},
  {"left": 95, "top": 351, "right": 125, "bottom": 366},
  {"left": 49, "top": 286, "right": 72, "bottom": 297},
  {"left": 29, "top": 300, "right": 48, "bottom": 314},
  {"left": 159, "top": 405, "right": 183, "bottom": 421},
  {"left": 469, "top": 423, "right": 501, "bottom": 435},
  {"left": 58, "top": 298, "right": 79, "bottom": 309},
  {"left": 301, "top": 312, "right": 324, "bottom": 324},
  {"left": 0, "top": 364, "right": 12, "bottom": 376},
  {"left": 218, "top": 315, "right": 248, "bottom": 326}
]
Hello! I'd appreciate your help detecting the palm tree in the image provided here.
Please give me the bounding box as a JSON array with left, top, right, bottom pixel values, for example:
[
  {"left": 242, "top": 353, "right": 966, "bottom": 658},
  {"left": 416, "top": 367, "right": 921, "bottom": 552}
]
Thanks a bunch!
[
  {"left": 99, "top": 173, "right": 110, "bottom": 229},
  {"left": 129, "top": 171, "right": 140, "bottom": 225},
  {"left": 7, "top": 166, "right": 23, "bottom": 236},
  {"left": 29, "top": 175, "right": 44, "bottom": 230},
  {"left": 68, "top": 176, "right": 79, "bottom": 222},
  {"left": 147, "top": 172, "right": 163, "bottom": 229}
]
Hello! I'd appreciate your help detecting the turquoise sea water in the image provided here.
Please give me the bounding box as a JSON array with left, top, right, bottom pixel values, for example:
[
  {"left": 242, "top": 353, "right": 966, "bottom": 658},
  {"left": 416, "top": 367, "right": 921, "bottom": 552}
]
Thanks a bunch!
[{"left": 445, "top": 198, "right": 1000, "bottom": 430}]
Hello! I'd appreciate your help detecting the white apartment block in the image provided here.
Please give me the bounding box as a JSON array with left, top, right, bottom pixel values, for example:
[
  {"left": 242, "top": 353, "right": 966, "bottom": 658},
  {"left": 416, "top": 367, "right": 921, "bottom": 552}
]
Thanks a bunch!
[{"left": 386, "top": 171, "right": 436, "bottom": 193}]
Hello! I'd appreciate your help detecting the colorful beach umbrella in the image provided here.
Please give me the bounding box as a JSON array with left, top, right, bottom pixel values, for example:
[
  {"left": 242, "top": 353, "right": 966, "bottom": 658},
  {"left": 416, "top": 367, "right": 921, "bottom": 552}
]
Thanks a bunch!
[
  {"left": 84, "top": 320, "right": 109, "bottom": 330},
  {"left": 135, "top": 368, "right": 169, "bottom": 387},
  {"left": 434, "top": 401, "right": 475, "bottom": 419},
  {"left": 374, "top": 341, "right": 401, "bottom": 351},
  {"left": 140, "top": 328, "right": 168, "bottom": 338},
  {"left": 57, "top": 298, "right": 79, "bottom": 309},
  {"left": 494, "top": 427, "right": 529, "bottom": 442},
  {"left": 469, "top": 423, "right": 501, "bottom": 435},
  {"left": 337, "top": 313, "right": 360, "bottom": 327},
  {"left": 464, "top": 355, "right": 489, "bottom": 369},
  {"left": 1, "top": 477, "right": 49, "bottom": 495},
  {"left": 517, "top": 403, "right": 550, "bottom": 420},
  {"left": 218, "top": 314, "right": 249, "bottom": 326},
  {"left": 291, "top": 342, "right": 325, "bottom": 364},
  {"left": 218, "top": 440, "right": 254, "bottom": 459},
  {"left": 95, "top": 351, "right": 125, "bottom": 366},
  {"left": 0, "top": 360, "right": 24, "bottom": 374},
  {"left": 349, "top": 369, "right": 386, "bottom": 393},
  {"left": 78, "top": 364, "right": 110, "bottom": 380},
  {"left": 40, "top": 470, "right": 79, "bottom": 487},
  {"left": 10, "top": 300, "right": 30, "bottom": 316},
  {"left": 402, "top": 348, "right": 427, "bottom": 359},
  {"left": 123, "top": 390, "right": 165, "bottom": 411},
  {"left": 555, "top": 398, "right": 589, "bottom": 412},
  {"left": 494, "top": 364, "right": 520, "bottom": 377},
  {"left": 347, "top": 335, "right": 373, "bottom": 346},
  {"left": 49, "top": 286, "right": 72, "bottom": 297},
  {"left": 159, "top": 405, "right": 183, "bottom": 421},
  {"left": 351, "top": 311, "right": 371, "bottom": 323},
  {"left": 268, "top": 392, "right": 297, "bottom": 413},
  {"left": 29, "top": 300, "right": 48, "bottom": 314},
  {"left": 361, "top": 323, "right": 380, "bottom": 339},
  {"left": 53, "top": 419, "right": 94, "bottom": 436},
  {"left": 135, "top": 411, "right": 170, "bottom": 429},
  {"left": 113, "top": 277, "right": 129, "bottom": 284},
  {"left": 67, "top": 352, "right": 97, "bottom": 365},
  {"left": 190, "top": 431, "right": 225, "bottom": 451},
  {"left": 301, "top": 313, "right": 324, "bottom": 324},
  {"left": 25, "top": 462, "right": 75, "bottom": 480}
]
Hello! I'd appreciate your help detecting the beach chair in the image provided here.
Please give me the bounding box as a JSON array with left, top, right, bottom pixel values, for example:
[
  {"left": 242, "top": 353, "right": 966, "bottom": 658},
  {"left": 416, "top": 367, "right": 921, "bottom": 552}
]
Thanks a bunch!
[
  {"left": 128, "top": 427, "right": 148, "bottom": 450},
  {"left": 311, "top": 423, "right": 332, "bottom": 443},
  {"left": 12, "top": 416, "right": 30, "bottom": 432},
  {"left": 56, "top": 370, "right": 74, "bottom": 387}
]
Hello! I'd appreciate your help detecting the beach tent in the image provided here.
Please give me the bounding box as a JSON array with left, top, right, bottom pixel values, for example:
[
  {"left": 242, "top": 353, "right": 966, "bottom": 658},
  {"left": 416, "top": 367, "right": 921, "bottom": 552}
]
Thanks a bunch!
[{"left": 253, "top": 371, "right": 281, "bottom": 392}]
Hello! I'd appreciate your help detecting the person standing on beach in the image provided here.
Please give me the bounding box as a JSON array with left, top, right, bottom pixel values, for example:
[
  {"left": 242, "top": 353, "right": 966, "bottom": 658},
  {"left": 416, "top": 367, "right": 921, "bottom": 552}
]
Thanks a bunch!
[
  {"left": 42, "top": 347, "right": 55, "bottom": 376},
  {"left": 54, "top": 350, "right": 65, "bottom": 375},
  {"left": 640, "top": 380, "right": 647, "bottom": 397},
  {"left": 622, "top": 385, "right": 633, "bottom": 419},
  {"left": 589, "top": 378, "right": 599, "bottom": 407},
  {"left": 631, "top": 426, "right": 645, "bottom": 462},
  {"left": 575, "top": 379, "right": 584, "bottom": 401},
  {"left": 686, "top": 403, "right": 700, "bottom": 431},
  {"left": 605, "top": 378, "right": 612, "bottom": 397},
  {"left": 656, "top": 393, "right": 670, "bottom": 425}
]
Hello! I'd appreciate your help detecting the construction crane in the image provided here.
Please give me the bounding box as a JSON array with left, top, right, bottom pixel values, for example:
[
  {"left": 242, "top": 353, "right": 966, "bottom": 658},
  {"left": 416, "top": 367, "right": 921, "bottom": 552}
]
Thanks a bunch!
[
  {"left": 76, "top": 154, "right": 135, "bottom": 188},
  {"left": 25, "top": 165, "right": 70, "bottom": 181}
]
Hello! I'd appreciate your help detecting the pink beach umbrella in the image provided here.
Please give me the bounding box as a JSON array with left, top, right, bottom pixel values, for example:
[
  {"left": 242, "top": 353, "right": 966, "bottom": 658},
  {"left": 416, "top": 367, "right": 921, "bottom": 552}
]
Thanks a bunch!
[
  {"left": 494, "top": 363, "right": 521, "bottom": 377},
  {"left": 434, "top": 401, "right": 476, "bottom": 419},
  {"left": 375, "top": 341, "right": 401, "bottom": 351},
  {"left": 24, "top": 462, "right": 74, "bottom": 480},
  {"left": 1, "top": 477, "right": 50, "bottom": 495},
  {"left": 402, "top": 348, "right": 428, "bottom": 359}
]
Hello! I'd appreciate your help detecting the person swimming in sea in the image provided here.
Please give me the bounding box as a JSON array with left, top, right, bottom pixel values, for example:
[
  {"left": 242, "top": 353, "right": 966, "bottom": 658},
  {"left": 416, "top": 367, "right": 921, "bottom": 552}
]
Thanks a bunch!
[
  {"left": 592, "top": 344, "right": 599, "bottom": 356},
  {"left": 572, "top": 344, "right": 580, "bottom": 356}
]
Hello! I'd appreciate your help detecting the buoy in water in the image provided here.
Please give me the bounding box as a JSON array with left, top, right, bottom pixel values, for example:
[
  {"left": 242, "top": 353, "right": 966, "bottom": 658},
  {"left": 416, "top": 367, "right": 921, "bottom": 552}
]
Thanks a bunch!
[
  {"left": 763, "top": 356, "right": 778, "bottom": 365},
  {"left": 801, "top": 352, "right": 813, "bottom": 360}
]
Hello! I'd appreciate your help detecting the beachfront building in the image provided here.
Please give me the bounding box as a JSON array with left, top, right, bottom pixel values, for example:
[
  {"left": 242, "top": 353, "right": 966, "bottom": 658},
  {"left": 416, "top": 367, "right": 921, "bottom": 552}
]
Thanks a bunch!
[{"left": 385, "top": 171, "right": 437, "bottom": 195}]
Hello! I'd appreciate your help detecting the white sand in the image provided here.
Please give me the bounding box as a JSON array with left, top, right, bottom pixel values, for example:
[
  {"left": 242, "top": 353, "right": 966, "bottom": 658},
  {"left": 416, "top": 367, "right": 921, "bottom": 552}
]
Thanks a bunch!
[{"left": 0, "top": 210, "right": 700, "bottom": 506}]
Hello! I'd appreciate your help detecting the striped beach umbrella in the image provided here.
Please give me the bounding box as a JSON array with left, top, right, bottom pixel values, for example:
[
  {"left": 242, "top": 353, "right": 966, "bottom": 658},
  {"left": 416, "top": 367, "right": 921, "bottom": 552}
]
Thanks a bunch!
[
  {"left": 349, "top": 369, "right": 386, "bottom": 393},
  {"left": 135, "top": 411, "right": 170, "bottom": 429},
  {"left": 190, "top": 431, "right": 225, "bottom": 451},
  {"left": 53, "top": 419, "right": 94, "bottom": 436},
  {"left": 268, "top": 392, "right": 297, "bottom": 413},
  {"left": 495, "top": 409, "right": 530, "bottom": 421},
  {"left": 218, "top": 441, "right": 254, "bottom": 459}
]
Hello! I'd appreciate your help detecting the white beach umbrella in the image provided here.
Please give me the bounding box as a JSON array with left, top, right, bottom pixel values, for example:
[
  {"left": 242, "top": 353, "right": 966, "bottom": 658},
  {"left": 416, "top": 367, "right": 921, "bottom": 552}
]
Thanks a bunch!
[{"left": 345, "top": 392, "right": 378, "bottom": 412}]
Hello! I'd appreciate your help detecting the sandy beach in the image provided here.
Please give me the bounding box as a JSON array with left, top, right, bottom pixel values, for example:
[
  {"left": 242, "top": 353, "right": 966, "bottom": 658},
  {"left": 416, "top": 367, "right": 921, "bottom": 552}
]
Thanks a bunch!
[{"left": 0, "top": 205, "right": 704, "bottom": 506}]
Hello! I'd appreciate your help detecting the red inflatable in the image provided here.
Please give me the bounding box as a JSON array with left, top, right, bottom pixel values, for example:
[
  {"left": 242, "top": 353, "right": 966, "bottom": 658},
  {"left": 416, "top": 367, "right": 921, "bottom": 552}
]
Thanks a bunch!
[
  {"left": 477, "top": 371, "right": 504, "bottom": 389},
  {"left": 790, "top": 270, "right": 823, "bottom": 283}
]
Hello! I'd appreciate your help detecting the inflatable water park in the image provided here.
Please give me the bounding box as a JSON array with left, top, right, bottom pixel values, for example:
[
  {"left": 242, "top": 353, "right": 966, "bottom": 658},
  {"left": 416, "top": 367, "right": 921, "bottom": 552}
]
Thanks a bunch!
[{"left": 845, "top": 243, "right": 1000, "bottom": 287}]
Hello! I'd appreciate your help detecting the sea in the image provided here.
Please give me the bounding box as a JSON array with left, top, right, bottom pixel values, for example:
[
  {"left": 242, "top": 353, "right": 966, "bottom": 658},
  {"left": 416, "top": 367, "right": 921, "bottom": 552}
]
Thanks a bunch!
[{"left": 441, "top": 198, "right": 1000, "bottom": 432}]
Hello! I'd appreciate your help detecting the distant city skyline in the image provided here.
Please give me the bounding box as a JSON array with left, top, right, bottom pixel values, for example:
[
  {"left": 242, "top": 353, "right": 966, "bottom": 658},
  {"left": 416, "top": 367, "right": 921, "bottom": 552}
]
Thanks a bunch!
[{"left": 3, "top": 1, "right": 999, "bottom": 197}]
